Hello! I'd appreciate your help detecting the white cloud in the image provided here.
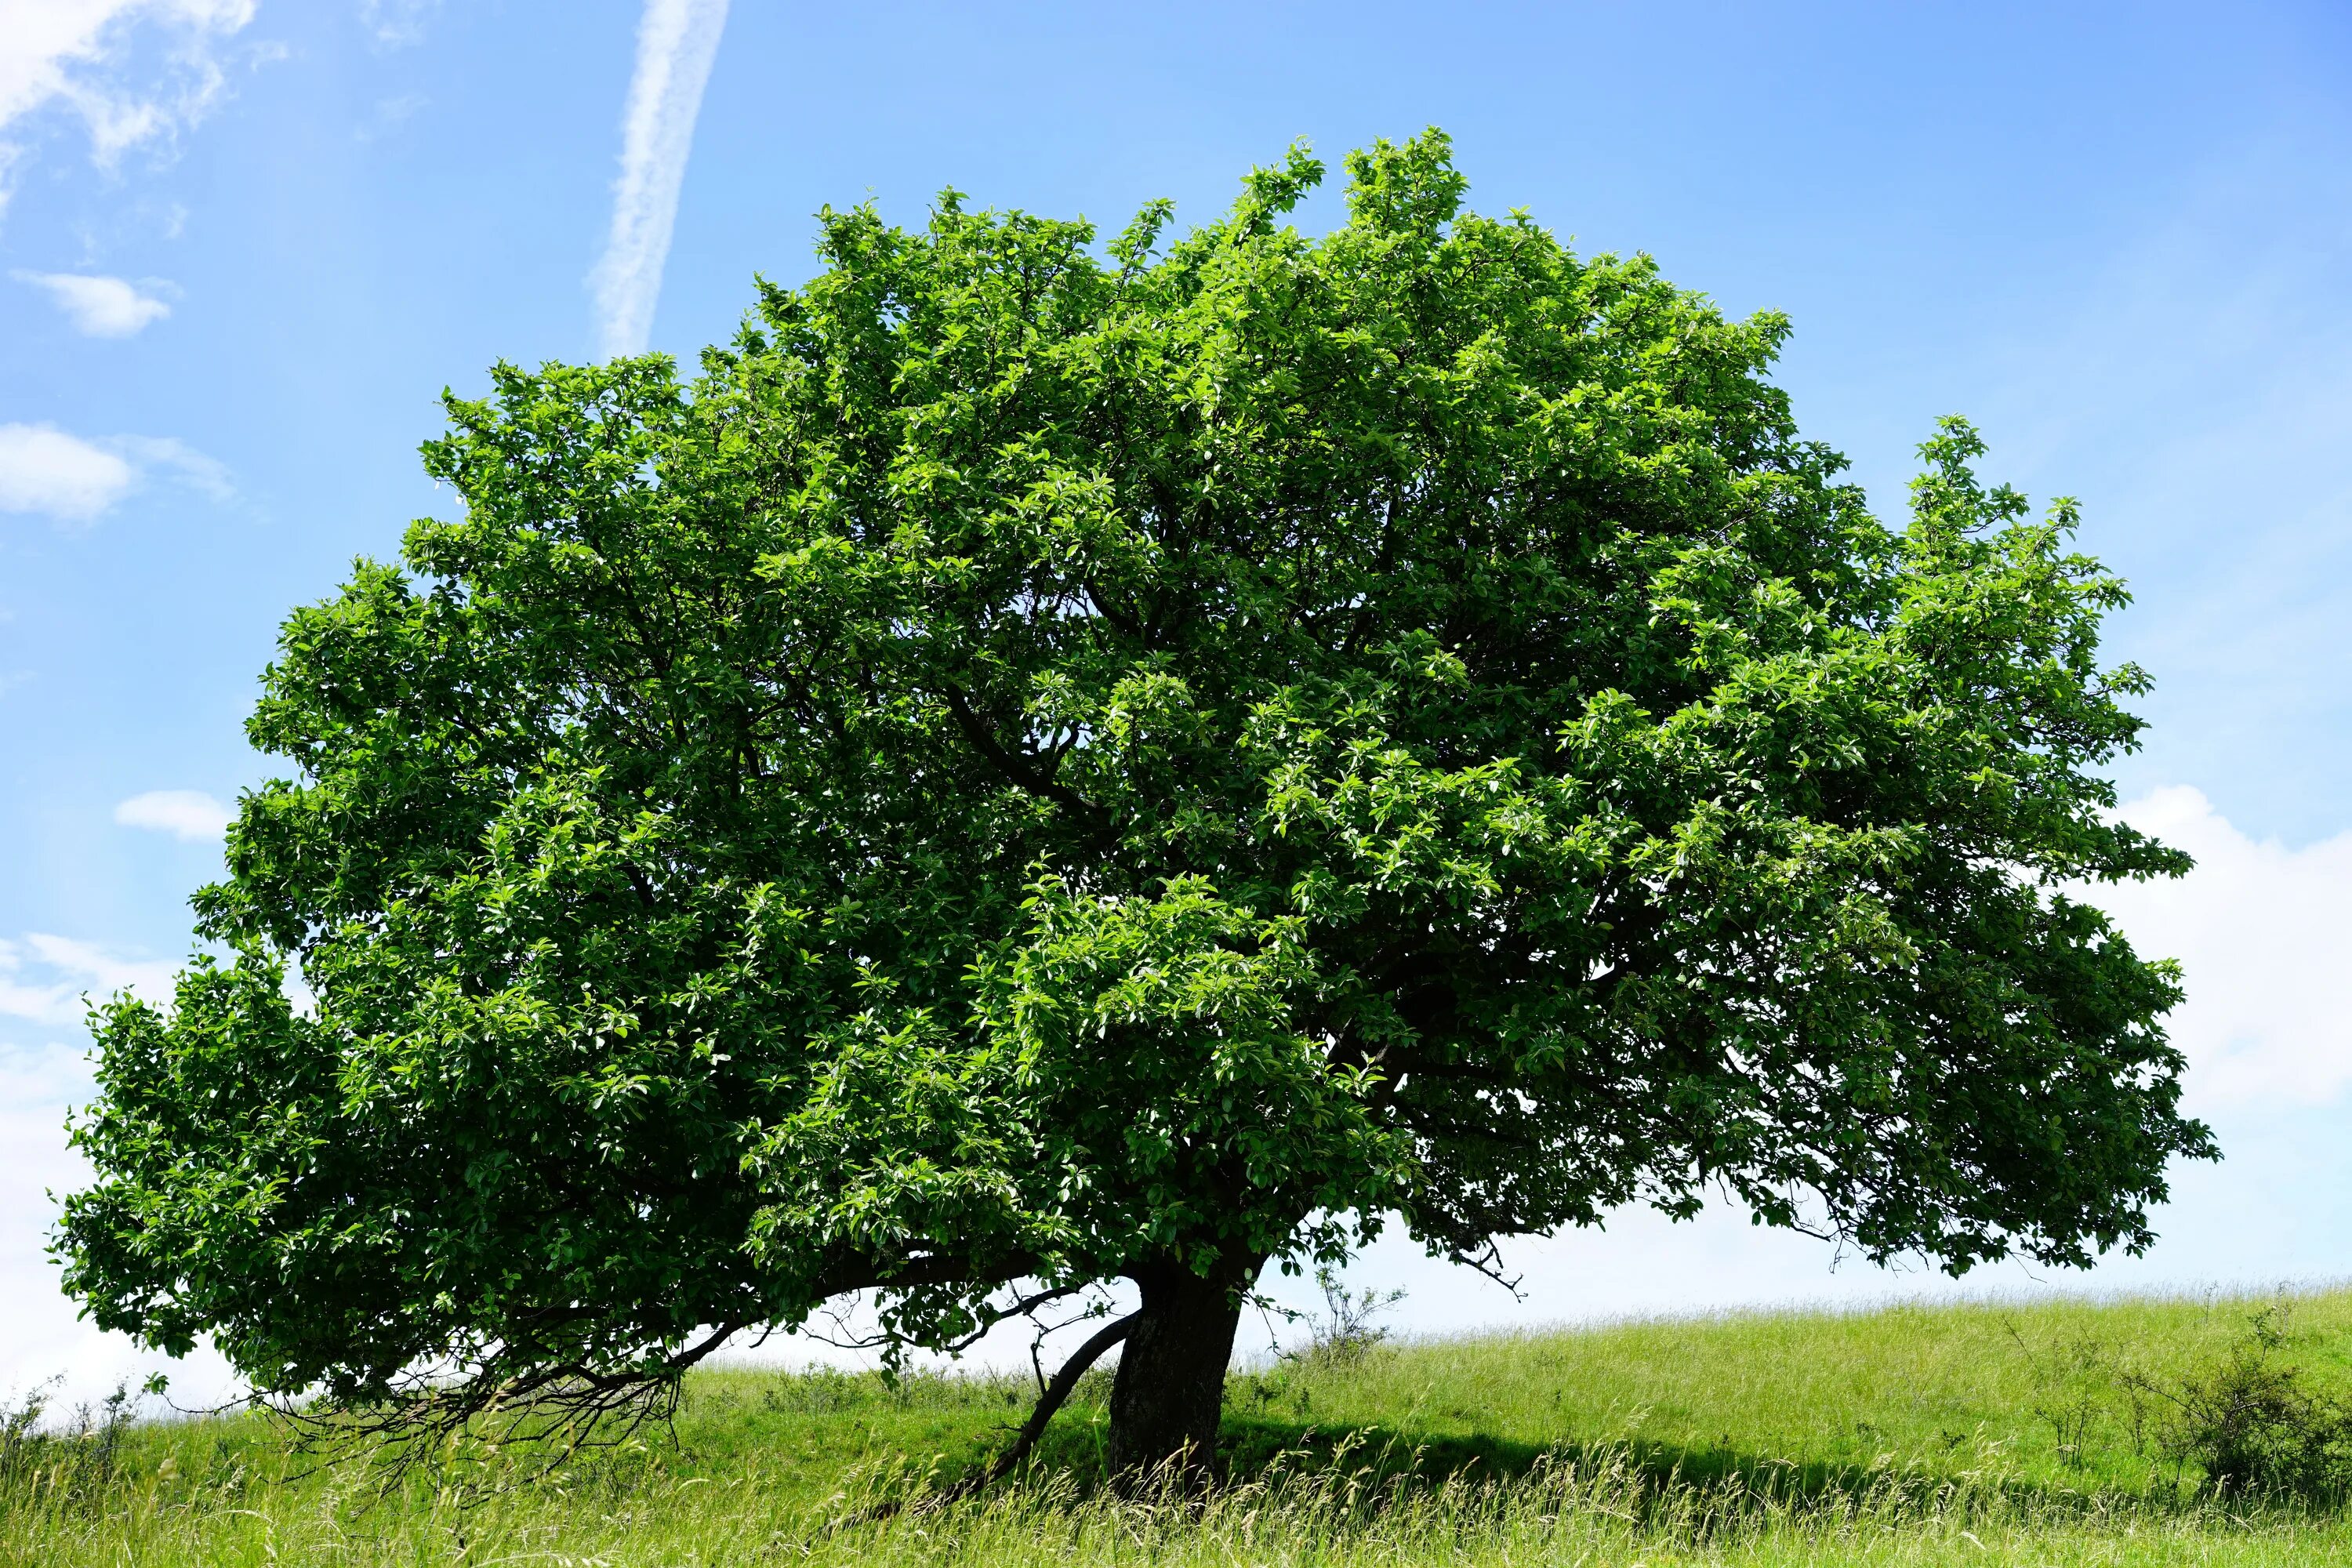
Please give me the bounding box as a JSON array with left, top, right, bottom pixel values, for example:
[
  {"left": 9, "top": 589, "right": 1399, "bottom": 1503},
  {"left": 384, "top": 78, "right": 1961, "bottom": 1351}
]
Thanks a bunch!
[
  {"left": 0, "top": 937, "right": 197, "bottom": 1417},
  {"left": 0, "top": 1038, "right": 242, "bottom": 1418},
  {"left": 0, "top": 935, "right": 176, "bottom": 1028},
  {"left": 0, "top": 1, "right": 259, "bottom": 213},
  {"left": 10, "top": 269, "right": 172, "bottom": 336},
  {"left": 588, "top": 0, "right": 729, "bottom": 358},
  {"left": 0, "top": 422, "right": 230, "bottom": 521},
  {"left": 0, "top": 423, "right": 132, "bottom": 519},
  {"left": 2093, "top": 786, "right": 2352, "bottom": 1106},
  {"left": 113, "top": 788, "right": 230, "bottom": 840}
]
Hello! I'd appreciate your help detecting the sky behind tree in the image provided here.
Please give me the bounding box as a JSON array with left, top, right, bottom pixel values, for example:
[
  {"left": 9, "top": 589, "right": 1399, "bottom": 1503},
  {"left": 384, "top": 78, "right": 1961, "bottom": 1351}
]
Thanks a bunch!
[{"left": 3, "top": 0, "right": 2349, "bottom": 1407}]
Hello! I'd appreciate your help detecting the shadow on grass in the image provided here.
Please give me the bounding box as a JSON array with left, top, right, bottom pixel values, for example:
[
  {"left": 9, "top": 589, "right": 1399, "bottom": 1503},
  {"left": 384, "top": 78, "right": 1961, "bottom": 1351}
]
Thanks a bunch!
[
  {"left": 1215, "top": 1413, "right": 1951, "bottom": 1507},
  {"left": 679, "top": 1363, "right": 1998, "bottom": 1509},
  {"left": 996, "top": 1400, "right": 1970, "bottom": 1515}
]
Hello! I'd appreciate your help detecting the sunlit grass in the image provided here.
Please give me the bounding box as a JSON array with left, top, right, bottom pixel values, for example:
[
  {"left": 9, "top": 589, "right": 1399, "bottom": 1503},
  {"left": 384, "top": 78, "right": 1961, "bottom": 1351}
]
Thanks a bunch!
[{"left": 6, "top": 1285, "right": 2350, "bottom": 1566}]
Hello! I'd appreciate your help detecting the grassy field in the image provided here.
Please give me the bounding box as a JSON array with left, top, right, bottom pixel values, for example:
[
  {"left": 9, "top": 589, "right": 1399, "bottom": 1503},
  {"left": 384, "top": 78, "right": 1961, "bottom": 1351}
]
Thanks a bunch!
[{"left": 6, "top": 1287, "right": 2352, "bottom": 1565}]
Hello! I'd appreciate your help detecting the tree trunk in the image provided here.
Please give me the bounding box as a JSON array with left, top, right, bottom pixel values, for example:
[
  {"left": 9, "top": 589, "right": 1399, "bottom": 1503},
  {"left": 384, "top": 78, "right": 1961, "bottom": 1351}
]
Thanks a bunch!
[{"left": 1105, "top": 1258, "right": 1253, "bottom": 1482}]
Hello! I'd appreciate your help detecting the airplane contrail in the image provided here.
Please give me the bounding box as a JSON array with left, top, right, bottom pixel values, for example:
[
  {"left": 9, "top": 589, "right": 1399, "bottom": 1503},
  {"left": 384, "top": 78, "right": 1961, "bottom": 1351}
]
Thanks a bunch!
[{"left": 589, "top": 0, "right": 729, "bottom": 358}]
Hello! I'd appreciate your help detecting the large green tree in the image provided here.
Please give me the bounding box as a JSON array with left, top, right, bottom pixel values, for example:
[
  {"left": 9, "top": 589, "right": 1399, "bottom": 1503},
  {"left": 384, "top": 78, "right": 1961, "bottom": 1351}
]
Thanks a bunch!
[{"left": 57, "top": 132, "right": 2212, "bottom": 1475}]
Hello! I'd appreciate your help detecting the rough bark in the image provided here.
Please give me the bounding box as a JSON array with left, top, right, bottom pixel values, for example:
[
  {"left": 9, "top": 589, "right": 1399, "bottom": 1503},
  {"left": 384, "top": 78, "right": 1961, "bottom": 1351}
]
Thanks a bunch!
[{"left": 1105, "top": 1257, "right": 1254, "bottom": 1481}]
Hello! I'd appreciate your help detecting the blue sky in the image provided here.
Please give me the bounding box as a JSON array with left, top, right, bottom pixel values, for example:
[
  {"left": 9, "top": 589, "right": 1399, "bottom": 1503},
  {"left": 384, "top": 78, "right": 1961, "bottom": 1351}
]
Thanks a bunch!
[{"left": 3, "top": 0, "right": 2350, "bottom": 1401}]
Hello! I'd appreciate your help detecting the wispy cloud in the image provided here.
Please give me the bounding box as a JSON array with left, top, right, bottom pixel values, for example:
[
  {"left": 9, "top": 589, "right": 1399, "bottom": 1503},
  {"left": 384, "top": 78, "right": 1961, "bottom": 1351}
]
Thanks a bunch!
[
  {"left": 114, "top": 788, "right": 230, "bottom": 840},
  {"left": 355, "top": 0, "right": 440, "bottom": 49},
  {"left": 0, "top": 422, "right": 231, "bottom": 521},
  {"left": 355, "top": 91, "right": 426, "bottom": 143},
  {"left": 0, "top": 1, "right": 260, "bottom": 216},
  {"left": 11, "top": 269, "right": 172, "bottom": 336},
  {"left": 1947, "top": 137, "right": 2352, "bottom": 843},
  {"left": 111, "top": 434, "right": 231, "bottom": 500},
  {"left": 588, "top": 0, "right": 729, "bottom": 358},
  {"left": 0, "top": 934, "right": 175, "bottom": 1028}
]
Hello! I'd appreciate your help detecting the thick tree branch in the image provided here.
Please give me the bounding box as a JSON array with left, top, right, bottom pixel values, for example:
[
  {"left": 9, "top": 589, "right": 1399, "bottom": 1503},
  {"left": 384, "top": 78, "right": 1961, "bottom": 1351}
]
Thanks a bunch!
[
  {"left": 939, "top": 684, "right": 1110, "bottom": 828},
  {"left": 1082, "top": 578, "right": 1144, "bottom": 639}
]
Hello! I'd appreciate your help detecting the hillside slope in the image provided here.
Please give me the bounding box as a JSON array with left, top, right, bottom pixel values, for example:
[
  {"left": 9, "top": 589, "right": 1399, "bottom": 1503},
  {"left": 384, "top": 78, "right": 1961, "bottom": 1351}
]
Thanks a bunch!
[{"left": 6, "top": 1287, "right": 2351, "bottom": 1565}]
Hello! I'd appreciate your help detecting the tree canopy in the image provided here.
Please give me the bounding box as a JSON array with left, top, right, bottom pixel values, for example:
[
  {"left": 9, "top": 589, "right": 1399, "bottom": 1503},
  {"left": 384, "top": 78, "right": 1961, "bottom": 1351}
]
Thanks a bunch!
[{"left": 56, "top": 131, "right": 2213, "bottom": 1473}]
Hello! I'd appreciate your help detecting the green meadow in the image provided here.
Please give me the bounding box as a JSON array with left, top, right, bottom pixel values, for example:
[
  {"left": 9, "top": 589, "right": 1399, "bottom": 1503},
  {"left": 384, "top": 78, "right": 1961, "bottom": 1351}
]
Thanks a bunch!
[{"left": 8, "top": 1287, "right": 2352, "bottom": 1566}]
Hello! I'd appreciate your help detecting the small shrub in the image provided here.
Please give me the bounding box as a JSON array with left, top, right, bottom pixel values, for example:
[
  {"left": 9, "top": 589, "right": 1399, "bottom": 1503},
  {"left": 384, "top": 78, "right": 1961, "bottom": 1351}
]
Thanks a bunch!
[
  {"left": 1292, "top": 1268, "right": 1407, "bottom": 1369},
  {"left": 0, "top": 1380, "right": 141, "bottom": 1511},
  {"left": 2136, "top": 1305, "right": 2352, "bottom": 1500},
  {"left": 2005, "top": 1323, "right": 2121, "bottom": 1471},
  {"left": 0, "top": 1381, "right": 55, "bottom": 1490}
]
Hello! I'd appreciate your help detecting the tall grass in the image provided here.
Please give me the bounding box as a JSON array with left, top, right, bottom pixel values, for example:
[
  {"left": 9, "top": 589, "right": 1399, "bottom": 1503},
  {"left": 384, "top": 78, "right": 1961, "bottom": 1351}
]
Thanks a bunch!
[{"left": 6, "top": 1286, "right": 2350, "bottom": 1566}]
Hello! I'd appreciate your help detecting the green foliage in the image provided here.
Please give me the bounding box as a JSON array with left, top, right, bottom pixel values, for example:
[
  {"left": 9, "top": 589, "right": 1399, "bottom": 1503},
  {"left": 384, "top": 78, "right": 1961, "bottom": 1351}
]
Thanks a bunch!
[{"left": 55, "top": 130, "right": 2209, "bottom": 1421}]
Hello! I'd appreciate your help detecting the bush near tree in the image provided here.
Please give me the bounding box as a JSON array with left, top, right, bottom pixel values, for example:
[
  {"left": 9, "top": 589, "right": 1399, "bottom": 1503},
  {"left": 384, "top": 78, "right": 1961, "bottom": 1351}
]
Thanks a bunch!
[{"left": 55, "top": 131, "right": 2212, "bottom": 1477}]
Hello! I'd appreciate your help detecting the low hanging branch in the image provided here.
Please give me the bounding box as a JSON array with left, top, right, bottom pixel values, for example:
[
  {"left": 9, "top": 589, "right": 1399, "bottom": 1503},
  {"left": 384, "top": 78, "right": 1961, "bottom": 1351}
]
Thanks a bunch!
[
  {"left": 840, "top": 1309, "right": 1138, "bottom": 1525},
  {"left": 969, "top": 1310, "right": 1138, "bottom": 1492},
  {"left": 270, "top": 1319, "right": 752, "bottom": 1482}
]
